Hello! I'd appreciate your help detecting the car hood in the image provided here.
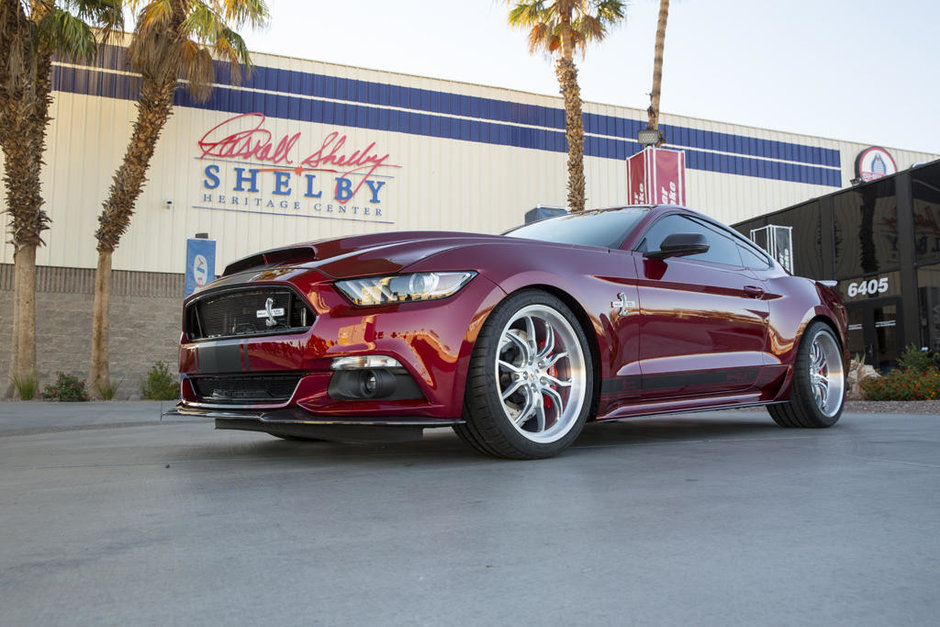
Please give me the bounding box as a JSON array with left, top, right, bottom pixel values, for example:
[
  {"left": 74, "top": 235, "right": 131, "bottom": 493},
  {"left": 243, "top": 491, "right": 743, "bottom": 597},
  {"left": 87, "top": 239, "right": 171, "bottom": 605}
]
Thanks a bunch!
[{"left": 223, "top": 231, "right": 510, "bottom": 279}]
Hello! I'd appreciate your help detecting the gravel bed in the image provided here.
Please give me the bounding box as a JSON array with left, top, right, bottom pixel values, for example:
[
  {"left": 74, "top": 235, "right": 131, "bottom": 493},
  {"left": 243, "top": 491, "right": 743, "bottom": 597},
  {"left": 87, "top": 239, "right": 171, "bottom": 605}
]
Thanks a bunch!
[{"left": 846, "top": 399, "right": 940, "bottom": 414}]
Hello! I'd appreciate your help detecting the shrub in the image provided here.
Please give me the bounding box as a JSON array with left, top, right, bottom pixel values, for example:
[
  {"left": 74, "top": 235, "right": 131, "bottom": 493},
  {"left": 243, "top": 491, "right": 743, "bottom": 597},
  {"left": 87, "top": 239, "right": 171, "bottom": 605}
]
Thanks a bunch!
[
  {"left": 42, "top": 372, "right": 90, "bottom": 402},
  {"left": 13, "top": 375, "right": 38, "bottom": 401},
  {"left": 95, "top": 378, "right": 123, "bottom": 401},
  {"left": 860, "top": 367, "right": 940, "bottom": 401},
  {"left": 142, "top": 361, "right": 180, "bottom": 400},
  {"left": 897, "top": 344, "right": 933, "bottom": 373}
]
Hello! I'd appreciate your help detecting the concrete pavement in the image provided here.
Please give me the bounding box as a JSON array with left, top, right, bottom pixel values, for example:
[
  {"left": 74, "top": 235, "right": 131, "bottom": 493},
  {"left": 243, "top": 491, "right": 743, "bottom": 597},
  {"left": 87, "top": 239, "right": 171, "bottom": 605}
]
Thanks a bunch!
[{"left": 1, "top": 402, "right": 938, "bottom": 625}]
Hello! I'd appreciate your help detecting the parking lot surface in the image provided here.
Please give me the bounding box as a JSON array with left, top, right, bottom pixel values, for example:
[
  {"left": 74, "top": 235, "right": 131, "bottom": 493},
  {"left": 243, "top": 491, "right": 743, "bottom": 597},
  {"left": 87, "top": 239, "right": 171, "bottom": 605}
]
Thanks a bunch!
[{"left": 1, "top": 402, "right": 938, "bottom": 626}]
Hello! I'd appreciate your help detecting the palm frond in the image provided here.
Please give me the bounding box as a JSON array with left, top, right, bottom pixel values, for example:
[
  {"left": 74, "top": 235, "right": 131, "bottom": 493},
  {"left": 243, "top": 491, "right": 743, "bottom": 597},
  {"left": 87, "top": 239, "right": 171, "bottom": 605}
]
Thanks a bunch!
[
  {"left": 180, "top": 39, "right": 214, "bottom": 100},
  {"left": 37, "top": 7, "right": 99, "bottom": 63},
  {"left": 61, "top": 0, "right": 125, "bottom": 45},
  {"left": 185, "top": 1, "right": 220, "bottom": 39},
  {"left": 217, "top": 0, "right": 269, "bottom": 28},
  {"left": 508, "top": 0, "right": 548, "bottom": 26},
  {"left": 506, "top": 0, "right": 626, "bottom": 58},
  {"left": 136, "top": 0, "right": 172, "bottom": 32},
  {"left": 217, "top": 27, "right": 252, "bottom": 79}
]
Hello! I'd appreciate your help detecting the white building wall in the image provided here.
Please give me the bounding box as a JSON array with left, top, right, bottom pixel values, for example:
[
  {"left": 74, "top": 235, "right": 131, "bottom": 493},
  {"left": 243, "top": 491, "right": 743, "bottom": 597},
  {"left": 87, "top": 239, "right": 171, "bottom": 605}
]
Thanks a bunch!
[{"left": 2, "top": 47, "right": 937, "bottom": 274}]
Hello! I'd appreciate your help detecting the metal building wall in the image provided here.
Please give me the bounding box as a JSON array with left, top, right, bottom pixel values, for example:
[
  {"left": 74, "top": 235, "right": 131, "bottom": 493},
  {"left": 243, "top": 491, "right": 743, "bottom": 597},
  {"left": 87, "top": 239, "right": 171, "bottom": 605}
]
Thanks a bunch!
[{"left": 1, "top": 45, "right": 937, "bottom": 275}]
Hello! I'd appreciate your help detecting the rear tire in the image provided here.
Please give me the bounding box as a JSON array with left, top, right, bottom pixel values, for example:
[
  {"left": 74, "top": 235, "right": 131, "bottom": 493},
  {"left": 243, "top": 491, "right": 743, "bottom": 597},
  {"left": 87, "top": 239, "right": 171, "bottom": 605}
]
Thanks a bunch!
[
  {"left": 768, "top": 321, "right": 845, "bottom": 428},
  {"left": 455, "top": 290, "right": 594, "bottom": 459}
]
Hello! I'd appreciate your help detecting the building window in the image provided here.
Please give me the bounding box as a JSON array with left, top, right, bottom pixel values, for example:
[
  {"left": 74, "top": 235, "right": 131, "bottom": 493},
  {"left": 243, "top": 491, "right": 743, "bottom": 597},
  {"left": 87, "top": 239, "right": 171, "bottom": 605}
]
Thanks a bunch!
[
  {"left": 918, "top": 265, "right": 940, "bottom": 352},
  {"left": 833, "top": 178, "right": 898, "bottom": 279},
  {"left": 913, "top": 164, "right": 940, "bottom": 264}
]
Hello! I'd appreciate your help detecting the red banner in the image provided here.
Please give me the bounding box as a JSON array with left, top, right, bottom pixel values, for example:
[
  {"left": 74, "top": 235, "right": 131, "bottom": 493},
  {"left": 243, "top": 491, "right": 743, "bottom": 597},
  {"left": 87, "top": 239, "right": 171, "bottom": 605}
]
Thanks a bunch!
[
  {"left": 626, "top": 150, "right": 647, "bottom": 204},
  {"left": 625, "top": 147, "right": 686, "bottom": 206}
]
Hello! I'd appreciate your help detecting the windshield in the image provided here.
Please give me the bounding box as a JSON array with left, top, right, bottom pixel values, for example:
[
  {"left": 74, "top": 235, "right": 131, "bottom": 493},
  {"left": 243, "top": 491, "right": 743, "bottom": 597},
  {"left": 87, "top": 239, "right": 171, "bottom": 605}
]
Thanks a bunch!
[{"left": 505, "top": 208, "right": 649, "bottom": 249}]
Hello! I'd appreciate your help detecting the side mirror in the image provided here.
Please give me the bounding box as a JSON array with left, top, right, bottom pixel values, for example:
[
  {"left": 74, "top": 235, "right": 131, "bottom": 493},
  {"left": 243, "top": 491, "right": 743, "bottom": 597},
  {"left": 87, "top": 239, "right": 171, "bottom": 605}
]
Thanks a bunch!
[{"left": 645, "top": 232, "right": 710, "bottom": 259}]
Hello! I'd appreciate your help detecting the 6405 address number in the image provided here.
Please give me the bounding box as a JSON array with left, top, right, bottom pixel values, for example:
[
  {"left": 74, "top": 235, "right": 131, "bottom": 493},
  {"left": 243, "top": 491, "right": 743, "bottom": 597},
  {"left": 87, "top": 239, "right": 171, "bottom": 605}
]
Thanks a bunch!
[{"left": 846, "top": 277, "right": 889, "bottom": 298}]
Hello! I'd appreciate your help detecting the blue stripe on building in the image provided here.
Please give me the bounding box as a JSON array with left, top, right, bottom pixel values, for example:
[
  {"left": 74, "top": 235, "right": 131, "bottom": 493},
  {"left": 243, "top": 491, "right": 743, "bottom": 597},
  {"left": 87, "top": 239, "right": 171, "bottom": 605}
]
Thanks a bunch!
[{"left": 52, "top": 48, "right": 843, "bottom": 188}]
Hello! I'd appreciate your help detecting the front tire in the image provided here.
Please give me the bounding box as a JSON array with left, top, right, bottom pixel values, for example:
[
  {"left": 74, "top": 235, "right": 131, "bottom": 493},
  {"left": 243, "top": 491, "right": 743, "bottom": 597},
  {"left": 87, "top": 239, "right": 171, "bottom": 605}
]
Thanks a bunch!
[
  {"left": 768, "top": 321, "right": 845, "bottom": 428},
  {"left": 455, "top": 290, "right": 594, "bottom": 459}
]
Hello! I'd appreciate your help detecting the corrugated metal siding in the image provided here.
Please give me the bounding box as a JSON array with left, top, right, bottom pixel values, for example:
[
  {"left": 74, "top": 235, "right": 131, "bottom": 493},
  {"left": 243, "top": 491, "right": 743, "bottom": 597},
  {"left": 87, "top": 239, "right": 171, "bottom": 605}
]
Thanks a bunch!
[
  {"left": 0, "top": 264, "right": 183, "bottom": 297},
  {"left": 1, "top": 45, "right": 937, "bottom": 272}
]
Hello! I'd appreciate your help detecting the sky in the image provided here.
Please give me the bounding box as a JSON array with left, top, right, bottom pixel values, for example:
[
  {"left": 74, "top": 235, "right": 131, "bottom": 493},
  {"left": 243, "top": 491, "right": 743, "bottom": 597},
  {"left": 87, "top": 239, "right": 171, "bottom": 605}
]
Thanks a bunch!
[{"left": 237, "top": 0, "right": 940, "bottom": 156}]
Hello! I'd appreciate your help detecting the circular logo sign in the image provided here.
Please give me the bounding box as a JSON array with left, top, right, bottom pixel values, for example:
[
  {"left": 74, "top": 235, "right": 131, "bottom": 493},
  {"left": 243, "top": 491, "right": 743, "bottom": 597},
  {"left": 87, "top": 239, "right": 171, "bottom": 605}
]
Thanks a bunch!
[
  {"left": 193, "top": 254, "right": 209, "bottom": 287},
  {"left": 855, "top": 146, "right": 898, "bottom": 182}
]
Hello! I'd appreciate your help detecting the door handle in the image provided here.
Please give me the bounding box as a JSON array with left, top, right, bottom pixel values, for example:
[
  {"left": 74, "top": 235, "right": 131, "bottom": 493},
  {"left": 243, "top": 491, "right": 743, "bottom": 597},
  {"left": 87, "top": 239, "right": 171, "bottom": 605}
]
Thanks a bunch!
[{"left": 744, "top": 285, "right": 765, "bottom": 298}]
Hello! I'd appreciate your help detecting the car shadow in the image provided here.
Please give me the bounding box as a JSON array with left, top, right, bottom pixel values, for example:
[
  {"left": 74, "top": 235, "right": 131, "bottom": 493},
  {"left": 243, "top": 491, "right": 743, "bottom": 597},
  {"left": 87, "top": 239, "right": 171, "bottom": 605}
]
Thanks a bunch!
[
  {"left": 575, "top": 411, "right": 781, "bottom": 449},
  {"left": 170, "top": 410, "right": 781, "bottom": 465}
]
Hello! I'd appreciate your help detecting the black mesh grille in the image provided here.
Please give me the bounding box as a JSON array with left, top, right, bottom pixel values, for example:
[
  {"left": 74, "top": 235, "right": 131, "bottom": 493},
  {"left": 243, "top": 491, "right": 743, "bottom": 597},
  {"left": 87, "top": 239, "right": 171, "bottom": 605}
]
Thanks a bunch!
[
  {"left": 186, "top": 288, "right": 313, "bottom": 340},
  {"left": 191, "top": 374, "right": 302, "bottom": 403}
]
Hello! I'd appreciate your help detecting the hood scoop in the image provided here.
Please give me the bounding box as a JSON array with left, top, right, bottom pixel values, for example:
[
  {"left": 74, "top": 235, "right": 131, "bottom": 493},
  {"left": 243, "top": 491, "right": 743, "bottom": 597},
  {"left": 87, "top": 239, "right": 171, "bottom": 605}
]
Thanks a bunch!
[{"left": 224, "top": 245, "right": 318, "bottom": 276}]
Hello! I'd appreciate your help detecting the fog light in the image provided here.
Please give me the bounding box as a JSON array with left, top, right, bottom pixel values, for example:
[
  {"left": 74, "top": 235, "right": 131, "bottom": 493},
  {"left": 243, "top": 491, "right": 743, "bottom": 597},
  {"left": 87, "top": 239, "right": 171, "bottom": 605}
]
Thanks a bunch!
[
  {"left": 357, "top": 369, "right": 396, "bottom": 399},
  {"left": 328, "top": 366, "right": 424, "bottom": 402},
  {"left": 363, "top": 371, "right": 378, "bottom": 396}
]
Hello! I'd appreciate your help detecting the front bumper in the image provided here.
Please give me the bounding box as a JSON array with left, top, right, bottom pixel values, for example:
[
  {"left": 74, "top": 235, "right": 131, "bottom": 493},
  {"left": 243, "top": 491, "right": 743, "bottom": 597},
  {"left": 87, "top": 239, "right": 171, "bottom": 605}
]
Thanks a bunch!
[{"left": 177, "top": 269, "right": 505, "bottom": 422}]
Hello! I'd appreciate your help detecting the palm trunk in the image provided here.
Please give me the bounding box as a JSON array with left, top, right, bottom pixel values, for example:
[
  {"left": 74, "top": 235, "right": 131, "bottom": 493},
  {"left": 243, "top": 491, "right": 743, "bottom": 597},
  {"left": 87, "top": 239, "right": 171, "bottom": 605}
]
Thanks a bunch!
[
  {"left": 90, "top": 77, "right": 176, "bottom": 393},
  {"left": 556, "top": 56, "right": 585, "bottom": 212},
  {"left": 647, "top": 0, "right": 670, "bottom": 145},
  {"left": 9, "top": 251, "right": 19, "bottom": 396},
  {"left": 6, "top": 246, "right": 38, "bottom": 398},
  {"left": 1, "top": 0, "right": 53, "bottom": 395},
  {"left": 13, "top": 244, "right": 37, "bottom": 379},
  {"left": 555, "top": 14, "right": 585, "bottom": 213},
  {"left": 89, "top": 249, "right": 112, "bottom": 392}
]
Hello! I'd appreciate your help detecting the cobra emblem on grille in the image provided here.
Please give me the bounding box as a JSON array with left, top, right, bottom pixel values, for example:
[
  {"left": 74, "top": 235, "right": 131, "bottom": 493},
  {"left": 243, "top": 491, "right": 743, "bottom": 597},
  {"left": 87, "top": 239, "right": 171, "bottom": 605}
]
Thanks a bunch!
[{"left": 256, "top": 297, "right": 286, "bottom": 327}]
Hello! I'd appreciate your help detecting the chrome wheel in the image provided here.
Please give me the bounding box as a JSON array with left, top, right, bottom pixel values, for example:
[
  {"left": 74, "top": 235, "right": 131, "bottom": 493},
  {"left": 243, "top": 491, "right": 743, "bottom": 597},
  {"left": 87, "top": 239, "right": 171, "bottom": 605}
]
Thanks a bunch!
[
  {"left": 768, "top": 321, "right": 845, "bottom": 429},
  {"left": 809, "top": 330, "right": 844, "bottom": 418},
  {"left": 494, "top": 304, "right": 587, "bottom": 444}
]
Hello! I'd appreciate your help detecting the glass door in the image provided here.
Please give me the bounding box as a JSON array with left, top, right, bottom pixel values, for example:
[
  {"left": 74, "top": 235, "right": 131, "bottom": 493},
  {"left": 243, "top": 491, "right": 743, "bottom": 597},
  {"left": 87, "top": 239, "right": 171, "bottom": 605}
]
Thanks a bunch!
[{"left": 845, "top": 297, "right": 902, "bottom": 371}]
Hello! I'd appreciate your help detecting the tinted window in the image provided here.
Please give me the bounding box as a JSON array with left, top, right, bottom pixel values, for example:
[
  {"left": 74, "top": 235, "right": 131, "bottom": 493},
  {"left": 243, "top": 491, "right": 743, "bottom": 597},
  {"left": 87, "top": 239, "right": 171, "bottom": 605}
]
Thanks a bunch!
[
  {"left": 738, "top": 242, "right": 773, "bottom": 270},
  {"left": 638, "top": 214, "right": 743, "bottom": 267},
  {"left": 913, "top": 162, "right": 940, "bottom": 264},
  {"left": 507, "top": 208, "right": 648, "bottom": 249},
  {"left": 833, "top": 178, "right": 897, "bottom": 279},
  {"left": 726, "top": 224, "right": 776, "bottom": 271}
]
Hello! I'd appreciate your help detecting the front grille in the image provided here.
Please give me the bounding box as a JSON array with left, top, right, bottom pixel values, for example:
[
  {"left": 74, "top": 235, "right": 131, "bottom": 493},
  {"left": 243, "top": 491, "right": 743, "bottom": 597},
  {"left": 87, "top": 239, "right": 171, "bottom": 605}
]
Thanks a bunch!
[
  {"left": 186, "top": 288, "right": 314, "bottom": 341},
  {"left": 191, "top": 374, "right": 303, "bottom": 404}
]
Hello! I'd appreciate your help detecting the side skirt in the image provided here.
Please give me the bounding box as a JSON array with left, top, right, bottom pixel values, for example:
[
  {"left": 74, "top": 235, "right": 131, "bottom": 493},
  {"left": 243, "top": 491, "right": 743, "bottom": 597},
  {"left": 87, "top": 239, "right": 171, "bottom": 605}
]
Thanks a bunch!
[{"left": 594, "top": 393, "right": 788, "bottom": 422}]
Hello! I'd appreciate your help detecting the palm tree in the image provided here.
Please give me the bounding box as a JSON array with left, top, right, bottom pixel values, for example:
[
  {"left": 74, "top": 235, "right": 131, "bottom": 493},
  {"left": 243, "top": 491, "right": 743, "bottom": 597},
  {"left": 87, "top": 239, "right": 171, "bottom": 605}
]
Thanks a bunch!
[
  {"left": 646, "top": 0, "right": 670, "bottom": 146},
  {"left": 1, "top": 0, "right": 122, "bottom": 396},
  {"left": 506, "top": 0, "right": 626, "bottom": 212},
  {"left": 89, "top": 0, "right": 269, "bottom": 394}
]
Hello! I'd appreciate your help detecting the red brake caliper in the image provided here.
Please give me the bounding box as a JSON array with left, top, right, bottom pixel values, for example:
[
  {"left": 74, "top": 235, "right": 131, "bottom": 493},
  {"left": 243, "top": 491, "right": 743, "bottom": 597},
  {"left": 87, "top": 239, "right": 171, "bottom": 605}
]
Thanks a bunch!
[{"left": 539, "top": 339, "right": 558, "bottom": 410}]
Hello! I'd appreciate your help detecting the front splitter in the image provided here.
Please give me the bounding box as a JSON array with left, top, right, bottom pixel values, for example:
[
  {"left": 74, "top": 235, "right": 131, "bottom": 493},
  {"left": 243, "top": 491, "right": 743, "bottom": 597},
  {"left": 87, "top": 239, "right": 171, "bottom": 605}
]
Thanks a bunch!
[{"left": 168, "top": 405, "right": 463, "bottom": 443}]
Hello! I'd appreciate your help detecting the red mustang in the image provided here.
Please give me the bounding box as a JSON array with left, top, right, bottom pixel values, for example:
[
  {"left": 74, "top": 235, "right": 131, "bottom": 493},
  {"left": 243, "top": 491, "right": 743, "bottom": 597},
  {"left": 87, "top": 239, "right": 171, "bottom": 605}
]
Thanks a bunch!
[{"left": 177, "top": 205, "right": 848, "bottom": 459}]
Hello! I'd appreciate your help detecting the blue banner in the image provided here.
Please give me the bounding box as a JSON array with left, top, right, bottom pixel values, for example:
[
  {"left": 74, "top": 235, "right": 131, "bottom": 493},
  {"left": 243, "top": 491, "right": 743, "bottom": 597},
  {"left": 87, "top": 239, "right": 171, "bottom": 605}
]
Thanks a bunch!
[{"left": 185, "top": 238, "right": 217, "bottom": 297}]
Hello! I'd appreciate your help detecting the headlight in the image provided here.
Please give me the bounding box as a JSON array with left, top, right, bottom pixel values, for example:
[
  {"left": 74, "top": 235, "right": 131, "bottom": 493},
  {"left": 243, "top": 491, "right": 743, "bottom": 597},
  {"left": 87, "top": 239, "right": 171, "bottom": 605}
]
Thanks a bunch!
[{"left": 335, "top": 271, "right": 477, "bottom": 306}]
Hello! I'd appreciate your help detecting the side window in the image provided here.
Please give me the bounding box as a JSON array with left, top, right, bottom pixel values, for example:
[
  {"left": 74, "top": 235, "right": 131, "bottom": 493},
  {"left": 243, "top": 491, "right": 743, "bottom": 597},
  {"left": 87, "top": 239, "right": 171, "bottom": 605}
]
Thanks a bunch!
[
  {"left": 737, "top": 242, "right": 773, "bottom": 270},
  {"left": 637, "top": 214, "right": 743, "bottom": 267}
]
